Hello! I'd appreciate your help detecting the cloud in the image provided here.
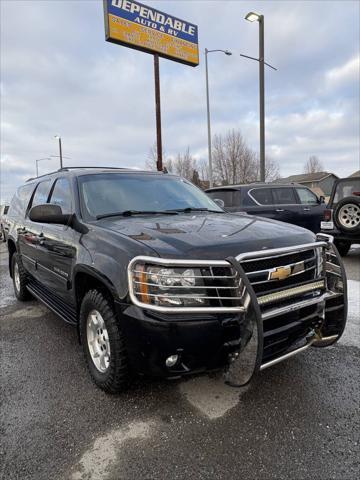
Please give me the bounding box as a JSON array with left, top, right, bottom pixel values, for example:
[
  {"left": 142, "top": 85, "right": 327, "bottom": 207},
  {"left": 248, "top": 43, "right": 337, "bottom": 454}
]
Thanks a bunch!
[
  {"left": 1, "top": 0, "right": 360, "bottom": 202},
  {"left": 325, "top": 55, "right": 360, "bottom": 90}
]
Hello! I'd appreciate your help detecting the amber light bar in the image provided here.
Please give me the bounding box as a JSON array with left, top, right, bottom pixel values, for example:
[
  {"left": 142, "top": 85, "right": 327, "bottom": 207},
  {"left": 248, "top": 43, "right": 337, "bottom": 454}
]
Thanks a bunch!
[{"left": 258, "top": 280, "right": 325, "bottom": 306}]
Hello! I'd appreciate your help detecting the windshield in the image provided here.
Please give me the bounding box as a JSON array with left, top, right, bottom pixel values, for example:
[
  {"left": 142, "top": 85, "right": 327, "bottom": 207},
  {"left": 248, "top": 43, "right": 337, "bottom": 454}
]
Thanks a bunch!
[
  {"left": 333, "top": 178, "right": 360, "bottom": 203},
  {"left": 79, "top": 173, "right": 223, "bottom": 219}
]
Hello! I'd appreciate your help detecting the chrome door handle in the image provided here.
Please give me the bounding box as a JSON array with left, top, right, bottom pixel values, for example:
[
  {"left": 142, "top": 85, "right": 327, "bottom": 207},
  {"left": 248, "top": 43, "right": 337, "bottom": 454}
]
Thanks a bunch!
[
  {"left": 275, "top": 209, "right": 284, "bottom": 212},
  {"left": 303, "top": 208, "right": 310, "bottom": 211}
]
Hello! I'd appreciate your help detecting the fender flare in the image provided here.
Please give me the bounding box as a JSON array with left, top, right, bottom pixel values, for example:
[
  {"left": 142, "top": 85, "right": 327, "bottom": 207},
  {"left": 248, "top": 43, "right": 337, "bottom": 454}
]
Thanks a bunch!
[{"left": 72, "top": 264, "right": 120, "bottom": 301}]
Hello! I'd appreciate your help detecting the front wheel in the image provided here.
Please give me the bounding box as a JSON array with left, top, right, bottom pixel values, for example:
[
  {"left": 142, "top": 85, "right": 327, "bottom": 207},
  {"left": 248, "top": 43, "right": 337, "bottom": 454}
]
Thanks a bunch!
[{"left": 79, "top": 289, "right": 129, "bottom": 393}]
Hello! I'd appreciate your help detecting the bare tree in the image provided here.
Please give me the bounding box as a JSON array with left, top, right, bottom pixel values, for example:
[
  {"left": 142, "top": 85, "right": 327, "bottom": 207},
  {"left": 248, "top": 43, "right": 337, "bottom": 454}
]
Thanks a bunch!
[
  {"left": 254, "top": 155, "right": 281, "bottom": 182},
  {"left": 197, "top": 158, "right": 209, "bottom": 182},
  {"left": 145, "top": 142, "right": 173, "bottom": 172},
  {"left": 171, "top": 147, "right": 197, "bottom": 181},
  {"left": 212, "top": 129, "right": 258, "bottom": 185},
  {"left": 304, "top": 155, "right": 324, "bottom": 174}
]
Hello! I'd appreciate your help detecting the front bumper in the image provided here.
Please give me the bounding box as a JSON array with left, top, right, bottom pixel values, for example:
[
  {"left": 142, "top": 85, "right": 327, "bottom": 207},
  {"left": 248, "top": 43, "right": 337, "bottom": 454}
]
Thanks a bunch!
[
  {"left": 116, "top": 291, "right": 344, "bottom": 378},
  {"left": 119, "top": 235, "right": 347, "bottom": 379}
]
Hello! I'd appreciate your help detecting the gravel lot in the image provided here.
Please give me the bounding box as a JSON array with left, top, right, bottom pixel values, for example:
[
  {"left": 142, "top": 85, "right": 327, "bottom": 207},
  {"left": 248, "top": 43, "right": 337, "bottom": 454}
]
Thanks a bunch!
[{"left": 1, "top": 243, "right": 359, "bottom": 480}]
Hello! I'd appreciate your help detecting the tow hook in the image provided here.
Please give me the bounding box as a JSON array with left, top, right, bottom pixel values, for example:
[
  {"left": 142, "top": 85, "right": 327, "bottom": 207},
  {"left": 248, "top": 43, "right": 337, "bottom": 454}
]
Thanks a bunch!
[{"left": 312, "top": 329, "right": 339, "bottom": 347}]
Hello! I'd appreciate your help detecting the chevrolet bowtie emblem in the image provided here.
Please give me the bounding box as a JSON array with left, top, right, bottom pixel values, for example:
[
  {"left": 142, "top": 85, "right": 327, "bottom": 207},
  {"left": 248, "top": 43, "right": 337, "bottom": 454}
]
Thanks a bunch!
[{"left": 269, "top": 265, "right": 292, "bottom": 281}]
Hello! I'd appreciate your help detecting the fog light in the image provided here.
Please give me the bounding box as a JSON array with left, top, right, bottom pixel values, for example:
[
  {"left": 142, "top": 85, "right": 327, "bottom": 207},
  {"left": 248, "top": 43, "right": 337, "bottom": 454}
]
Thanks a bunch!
[{"left": 165, "top": 355, "right": 179, "bottom": 368}]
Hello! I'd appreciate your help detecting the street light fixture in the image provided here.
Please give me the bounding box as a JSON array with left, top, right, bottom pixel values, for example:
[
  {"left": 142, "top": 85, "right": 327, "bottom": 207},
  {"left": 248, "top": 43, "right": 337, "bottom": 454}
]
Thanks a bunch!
[
  {"left": 54, "top": 135, "right": 63, "bottom": 169},
  {"left": 35, "top": 158, "right": 51, "bottom": 177},
  {"left": 205, "top": 48, "right": 232, "bottom": 188},
  {"left": 245, "top": 12, "right": 261, "bottom": 22}
]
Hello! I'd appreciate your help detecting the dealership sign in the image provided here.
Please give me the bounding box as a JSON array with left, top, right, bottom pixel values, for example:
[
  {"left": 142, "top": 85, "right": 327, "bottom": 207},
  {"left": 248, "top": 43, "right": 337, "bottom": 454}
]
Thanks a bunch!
[{"left": 103, "top": 0, "right": 199, "bottom": 66}]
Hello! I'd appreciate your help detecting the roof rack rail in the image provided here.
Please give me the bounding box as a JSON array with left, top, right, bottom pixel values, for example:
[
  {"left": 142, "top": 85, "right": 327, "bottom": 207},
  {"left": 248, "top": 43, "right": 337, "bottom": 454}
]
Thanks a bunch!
[
  {"left": 57, "top": 166, "right": 130, "bottom": 171},
  {"left": 26, "top": 170, "right": 60, "bottom": 182}
]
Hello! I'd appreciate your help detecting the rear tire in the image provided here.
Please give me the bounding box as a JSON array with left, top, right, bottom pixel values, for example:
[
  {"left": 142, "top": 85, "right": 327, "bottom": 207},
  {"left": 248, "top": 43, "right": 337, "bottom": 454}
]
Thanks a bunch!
[
  {"left": 79, "top": 289, "right": 129, "bottom": 393},
  {"left": 334, "top": 240, "right": 351, "bottom": 257},
  {"left": 12, "top": 253, "right": 32, "bottom": 301}
]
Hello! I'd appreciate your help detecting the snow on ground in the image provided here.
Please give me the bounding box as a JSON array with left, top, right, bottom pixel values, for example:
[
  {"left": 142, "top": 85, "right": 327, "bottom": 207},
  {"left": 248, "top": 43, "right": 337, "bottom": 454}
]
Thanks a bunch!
[{"left": 340, "top": 279, "right": 360, "bottom": 348}]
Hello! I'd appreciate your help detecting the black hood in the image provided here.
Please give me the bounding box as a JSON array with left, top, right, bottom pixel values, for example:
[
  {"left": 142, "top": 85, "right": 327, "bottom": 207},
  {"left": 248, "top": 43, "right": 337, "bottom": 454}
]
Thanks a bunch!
[{"left": 98, "top": 212, "right": 315, "bottom": 260}]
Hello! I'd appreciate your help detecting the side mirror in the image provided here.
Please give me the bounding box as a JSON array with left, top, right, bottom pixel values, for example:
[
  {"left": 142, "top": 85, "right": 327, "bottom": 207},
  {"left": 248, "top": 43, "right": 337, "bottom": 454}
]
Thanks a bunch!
[
  {"left": 213, "top": 198, "right": 225, "bottom": 209},
  {"left": 319, "top": 196, "right": 325, "bottom": 204},
  {"left": 29, "top": 204, "right": 73, "bottom": 226}
]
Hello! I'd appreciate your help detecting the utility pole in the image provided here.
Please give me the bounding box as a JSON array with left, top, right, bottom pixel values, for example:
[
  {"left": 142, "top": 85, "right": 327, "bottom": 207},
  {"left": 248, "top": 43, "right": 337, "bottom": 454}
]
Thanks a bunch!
[{"left": 153, "top": 54, "right": 163, "bottom": 171}]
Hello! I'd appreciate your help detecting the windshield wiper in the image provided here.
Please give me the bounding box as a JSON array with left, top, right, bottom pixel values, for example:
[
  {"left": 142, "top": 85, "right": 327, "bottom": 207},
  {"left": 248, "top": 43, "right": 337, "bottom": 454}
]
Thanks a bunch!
[
  {"left": 168, "top": 207, "right": 224, "bottom": 214},
  {"left": 96, "top": 210, "right": 179, "bottom": 220}
]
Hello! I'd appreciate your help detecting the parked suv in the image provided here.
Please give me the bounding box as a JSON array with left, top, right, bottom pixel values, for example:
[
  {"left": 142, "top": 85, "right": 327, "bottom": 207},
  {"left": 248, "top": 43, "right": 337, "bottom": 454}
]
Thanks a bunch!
[
  {"left": 321, "top": 176, "right": 360, "bottom": 256},
  {"left": 206, "top": 183, "right": 326, "bottom": 233},
  {"left": 7, "top": 168, "right": 347, "bottom": 392}
]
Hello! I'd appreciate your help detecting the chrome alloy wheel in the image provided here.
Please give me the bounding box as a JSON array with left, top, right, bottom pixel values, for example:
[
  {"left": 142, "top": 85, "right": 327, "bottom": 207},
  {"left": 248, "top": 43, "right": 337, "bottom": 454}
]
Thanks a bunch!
[
  {"left": 14, "top": 261, "right": 20, "bottom": 293},
  {"left": 338, "top": 203, "right": 360, "bottom": 229},
  {"left": 86, "top": 309, "right": 111, "bottom": 373}
]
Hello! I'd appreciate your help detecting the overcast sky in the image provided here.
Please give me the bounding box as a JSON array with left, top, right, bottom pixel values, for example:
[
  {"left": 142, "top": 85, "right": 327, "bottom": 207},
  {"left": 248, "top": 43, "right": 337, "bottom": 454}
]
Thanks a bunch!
[{"left": 1, "top": 0, "right": 359, "bottom": 202}]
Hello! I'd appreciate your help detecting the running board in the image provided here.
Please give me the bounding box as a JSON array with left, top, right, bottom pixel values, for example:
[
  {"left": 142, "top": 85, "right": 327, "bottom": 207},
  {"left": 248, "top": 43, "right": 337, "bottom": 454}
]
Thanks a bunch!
[{"left": 27, "top": 280, "right": 77, "bottom": 325}]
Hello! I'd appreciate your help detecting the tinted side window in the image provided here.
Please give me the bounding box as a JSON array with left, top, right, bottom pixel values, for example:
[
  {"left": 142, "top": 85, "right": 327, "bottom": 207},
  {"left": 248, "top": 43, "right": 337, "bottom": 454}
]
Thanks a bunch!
[
  {"left": 207, "top": 190, "right": 240, "bottom": 207},
  {"left": 272, "top": 188, "right": 296, "bottom": 205},
  {"left": 296, "top": 188, "right": 318, "bottom": 205},
  {"left": 49, "top": 178, "right": 72, "bottom": 214},
  {"left": 8, "top": 183, "right": 36, "bottom": 218},
  {"left": 31, "top": 180, "right": 52, "bottom": 209},
  {"left": 250, "top": 188, "right": 273, "bottom": 205},
  {"left": 4, "top": 206, "right": 9, "bottom": 214}
]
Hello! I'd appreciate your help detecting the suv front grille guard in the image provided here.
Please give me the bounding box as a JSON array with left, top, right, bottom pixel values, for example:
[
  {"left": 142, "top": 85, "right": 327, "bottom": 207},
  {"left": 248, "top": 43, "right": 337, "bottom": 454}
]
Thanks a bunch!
[
  {"left": 128, "top": 237, "right": 335, "bottom": 315},
  {"left": 128, "top": 234, "right": 346, "bottom": 373}
]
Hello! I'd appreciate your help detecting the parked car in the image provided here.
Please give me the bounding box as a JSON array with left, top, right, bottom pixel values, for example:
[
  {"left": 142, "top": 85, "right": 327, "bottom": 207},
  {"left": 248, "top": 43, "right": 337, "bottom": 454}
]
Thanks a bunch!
[
  {"left": 206, "top": 183, "right": 326, "bottom": 233},
  {"left": 321, "top": 175, "right": 360, "bottom": 256},
  {"left": 7, "top": 168, "right": 347, "bottom": 392},
  {"left": 0, "top": 203, "right": 10, "bottom": 242}
]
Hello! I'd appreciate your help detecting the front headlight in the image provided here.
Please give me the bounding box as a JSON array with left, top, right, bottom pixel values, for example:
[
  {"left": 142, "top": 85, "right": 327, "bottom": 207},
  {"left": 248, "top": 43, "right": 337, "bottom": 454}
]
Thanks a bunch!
[{"left": 130, "top": 262, "right": 208, "bottom": 308}]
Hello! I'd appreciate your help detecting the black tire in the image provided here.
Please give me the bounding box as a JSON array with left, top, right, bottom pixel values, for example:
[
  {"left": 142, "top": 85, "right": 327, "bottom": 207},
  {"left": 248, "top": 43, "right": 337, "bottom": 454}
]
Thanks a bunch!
[
  {"left": 79, "top": 289, "right": 129, "bottom": 393},
  {"left": 12, "top": 253, "right": 32, "bottom": 301},
  {"left": 334, "top": 240, "right": 351, "bottom": 257},
  {"left": 334, "top": 196, "right": 360, "bottom": 233}
]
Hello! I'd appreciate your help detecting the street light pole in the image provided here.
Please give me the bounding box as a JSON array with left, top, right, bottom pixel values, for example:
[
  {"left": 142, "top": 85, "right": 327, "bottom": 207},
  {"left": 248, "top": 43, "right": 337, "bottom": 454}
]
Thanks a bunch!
[
  {"left": 205, "top": 48, "right": 232, "bottom": 188},
  {"left": 258, "top": 15, "right": 265, "bottom": 183},
  {"left": 243, "top": 12, "right": 276, "bottom": 183},
  {"left": 35, "top": 158, "right": 51, "bottom": 177},
  {"left": 205, "top": 49, "right": 213, "bottom": 187},
  {"left": 54, "top": 136, "right": 63, "bottom": 169}
]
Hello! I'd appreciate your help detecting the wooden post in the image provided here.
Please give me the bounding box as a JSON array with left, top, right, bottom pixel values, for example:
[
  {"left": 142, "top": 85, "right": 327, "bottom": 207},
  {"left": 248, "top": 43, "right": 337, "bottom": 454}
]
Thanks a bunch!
[{"left": 153, "top": 54, "right": 163, "bottom": 171}]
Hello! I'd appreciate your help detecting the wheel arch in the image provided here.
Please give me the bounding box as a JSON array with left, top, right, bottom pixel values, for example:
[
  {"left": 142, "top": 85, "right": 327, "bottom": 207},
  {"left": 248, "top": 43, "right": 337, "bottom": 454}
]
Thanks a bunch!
[{"left": 73, "top": 265, "right": 120, "bottom": 312}]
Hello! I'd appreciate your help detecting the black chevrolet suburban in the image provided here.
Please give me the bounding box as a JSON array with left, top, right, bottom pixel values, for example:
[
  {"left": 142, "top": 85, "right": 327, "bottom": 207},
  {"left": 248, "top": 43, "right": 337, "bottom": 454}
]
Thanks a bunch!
[{"left": 6, "top": 168, "right": 347, "bottom": 392}]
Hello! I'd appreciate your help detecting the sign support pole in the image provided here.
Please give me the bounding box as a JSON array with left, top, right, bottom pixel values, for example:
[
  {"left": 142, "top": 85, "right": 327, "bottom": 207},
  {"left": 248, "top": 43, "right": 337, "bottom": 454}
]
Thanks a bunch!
[{"left": 153, "top": 54, "right": 163, "bottom": 171}]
